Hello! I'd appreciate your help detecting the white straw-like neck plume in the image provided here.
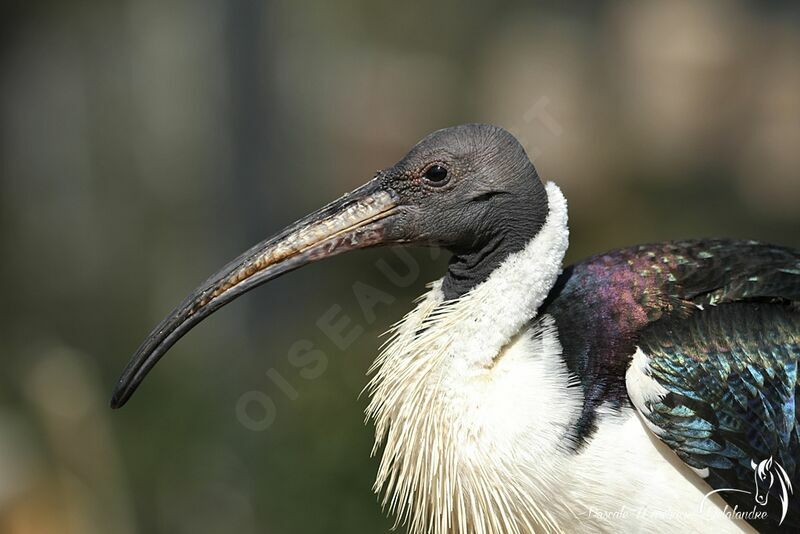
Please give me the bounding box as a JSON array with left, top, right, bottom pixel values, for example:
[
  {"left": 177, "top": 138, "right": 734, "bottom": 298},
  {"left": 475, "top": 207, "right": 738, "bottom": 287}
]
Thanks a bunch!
[{"left": 365, "top": 183, "right": 570, "bottom": 534}]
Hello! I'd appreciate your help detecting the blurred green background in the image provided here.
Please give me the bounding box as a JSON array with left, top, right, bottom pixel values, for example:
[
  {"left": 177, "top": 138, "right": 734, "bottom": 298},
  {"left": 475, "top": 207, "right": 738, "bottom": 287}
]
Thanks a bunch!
[{"left": 1, "top": 1, "right": 798, "bottom": 533}]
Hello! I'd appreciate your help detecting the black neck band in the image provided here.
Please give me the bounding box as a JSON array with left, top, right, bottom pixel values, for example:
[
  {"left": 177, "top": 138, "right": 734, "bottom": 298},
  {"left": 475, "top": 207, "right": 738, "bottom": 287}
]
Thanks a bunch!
[{"left": 441, "top": 184, "right": 549, "bottom": 300}]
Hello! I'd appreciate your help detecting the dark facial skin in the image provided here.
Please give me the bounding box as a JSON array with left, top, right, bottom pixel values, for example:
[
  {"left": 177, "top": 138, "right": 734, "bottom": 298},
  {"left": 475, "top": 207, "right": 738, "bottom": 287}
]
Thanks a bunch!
[
  {"left": 111, "top": 123, "right": 549, "bottom": 407},
  {"left": 377, "top": 124, "right": 549, "bottom": 298}
]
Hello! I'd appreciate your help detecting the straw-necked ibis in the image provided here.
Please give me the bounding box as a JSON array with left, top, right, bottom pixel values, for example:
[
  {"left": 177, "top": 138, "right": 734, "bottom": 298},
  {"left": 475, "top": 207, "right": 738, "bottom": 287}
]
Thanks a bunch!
[{"left": 112, "top": 124, "right": 799, "bottom": 533}]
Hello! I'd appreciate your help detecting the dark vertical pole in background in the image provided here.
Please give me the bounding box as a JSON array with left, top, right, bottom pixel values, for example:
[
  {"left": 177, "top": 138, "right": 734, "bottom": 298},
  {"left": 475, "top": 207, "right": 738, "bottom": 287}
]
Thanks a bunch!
[{"left": 224, "top": 0, "right": 290, "bottom": 327}]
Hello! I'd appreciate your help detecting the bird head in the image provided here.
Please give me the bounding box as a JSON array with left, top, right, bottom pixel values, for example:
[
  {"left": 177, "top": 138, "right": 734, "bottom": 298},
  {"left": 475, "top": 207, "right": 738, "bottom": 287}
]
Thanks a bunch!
[{"left": 110, "top": 124, "right": 548, "bottom": 408}]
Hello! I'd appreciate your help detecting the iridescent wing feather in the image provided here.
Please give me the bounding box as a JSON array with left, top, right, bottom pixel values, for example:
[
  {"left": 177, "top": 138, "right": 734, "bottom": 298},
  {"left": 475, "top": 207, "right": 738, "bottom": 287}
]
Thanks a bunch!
[{"left": 627, "top": 241, "right": 800, "bottom": 532}]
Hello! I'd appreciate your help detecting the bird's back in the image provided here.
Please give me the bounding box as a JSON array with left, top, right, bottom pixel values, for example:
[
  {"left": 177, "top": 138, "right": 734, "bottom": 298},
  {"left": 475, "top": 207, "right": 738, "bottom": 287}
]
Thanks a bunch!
[{"left": 542, "top": 239, "right": 800, "bottom": 531}]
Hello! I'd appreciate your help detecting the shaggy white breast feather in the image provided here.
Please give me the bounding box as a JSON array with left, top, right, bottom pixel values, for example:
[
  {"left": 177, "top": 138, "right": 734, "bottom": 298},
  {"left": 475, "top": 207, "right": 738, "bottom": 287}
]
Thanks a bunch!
[{"left": 365, "top": 183, "right": 576, "bottom": 534}]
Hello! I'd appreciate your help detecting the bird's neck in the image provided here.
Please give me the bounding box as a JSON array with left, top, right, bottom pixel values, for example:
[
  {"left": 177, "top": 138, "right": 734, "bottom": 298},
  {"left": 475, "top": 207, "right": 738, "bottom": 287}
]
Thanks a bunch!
[
  {"left": 441, "top": 186, "right": 551, "bottom": 302},
  {"left": 448, "top": 181, "right": 569, "bottom": 365},
  {"left": 441, "top": 233, "right": 533, "bottom": 301},
  {"left": 369, "top": 181, "right": 569, "bottom": 380},
  {"left": 365, "top": 183, "right": 570, "bottom": 533}
]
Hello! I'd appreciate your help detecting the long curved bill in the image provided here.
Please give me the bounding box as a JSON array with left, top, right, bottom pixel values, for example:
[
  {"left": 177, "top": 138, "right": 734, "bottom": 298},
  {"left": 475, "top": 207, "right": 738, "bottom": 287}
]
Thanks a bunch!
[{"left": 111, "top": 178, "right": 400, "bottom": 408}]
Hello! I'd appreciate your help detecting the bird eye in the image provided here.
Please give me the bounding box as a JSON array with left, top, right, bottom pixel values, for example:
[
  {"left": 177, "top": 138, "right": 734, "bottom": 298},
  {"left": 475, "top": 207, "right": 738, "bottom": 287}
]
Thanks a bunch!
[{"left": 423, "top": 165, "right": 449, "bottom": 186}]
